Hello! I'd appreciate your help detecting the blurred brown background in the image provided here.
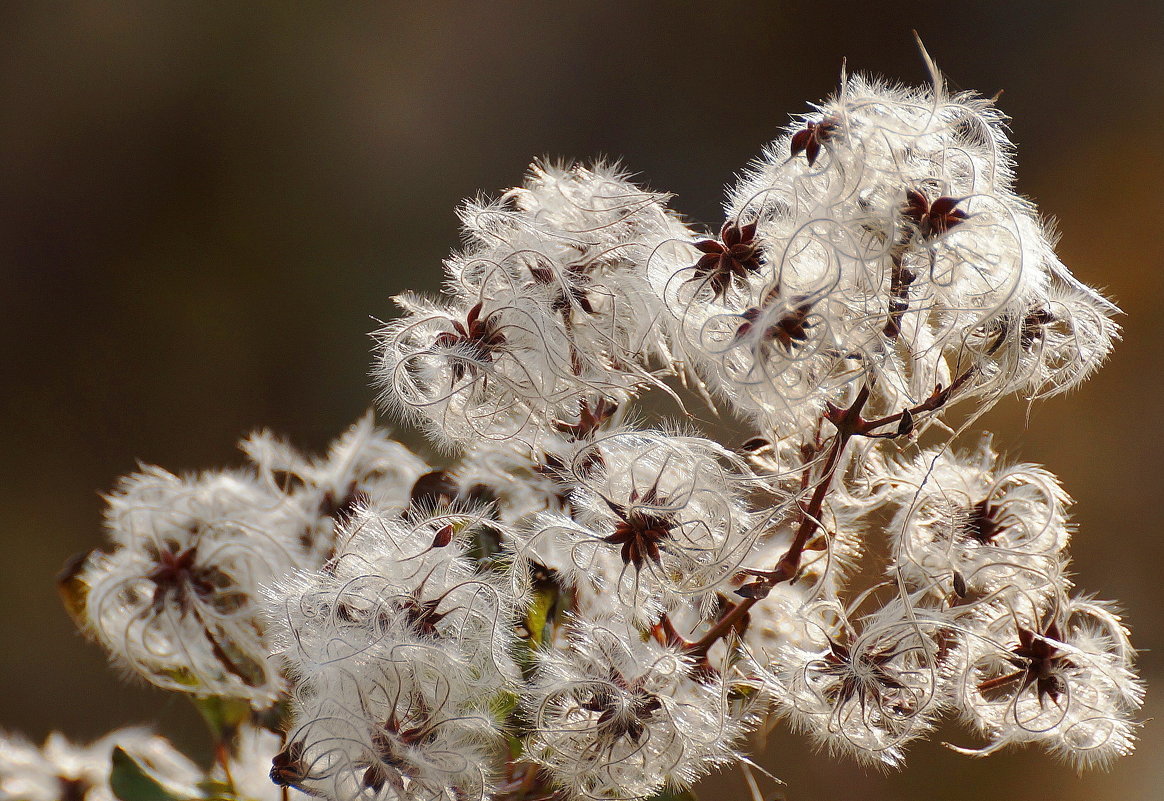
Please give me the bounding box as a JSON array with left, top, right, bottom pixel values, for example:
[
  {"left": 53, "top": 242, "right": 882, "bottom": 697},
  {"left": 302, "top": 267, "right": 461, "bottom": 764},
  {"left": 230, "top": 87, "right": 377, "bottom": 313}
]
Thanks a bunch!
[{"left": 2, "top": 2, "right": 1162, "bottom": 799}]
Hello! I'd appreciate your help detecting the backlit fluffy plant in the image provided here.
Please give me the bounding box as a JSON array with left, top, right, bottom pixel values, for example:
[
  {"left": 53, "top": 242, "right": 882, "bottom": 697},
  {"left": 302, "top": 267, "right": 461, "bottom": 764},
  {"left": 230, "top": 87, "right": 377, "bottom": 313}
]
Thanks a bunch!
[{"left": 34, "top": 44, "right": 1140, "bottom": 801}]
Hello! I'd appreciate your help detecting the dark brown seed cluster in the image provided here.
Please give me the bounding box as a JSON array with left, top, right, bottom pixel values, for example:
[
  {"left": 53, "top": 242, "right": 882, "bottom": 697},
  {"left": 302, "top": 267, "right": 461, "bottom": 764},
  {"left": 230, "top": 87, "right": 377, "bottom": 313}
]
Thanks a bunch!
[
  {"left": 966, "top": 498, "right": 1008, "bottom": 545},
  {"left": 978, "top": 620, "right": 1072, "bottom": 708},
  {"left": 689, "top": 220, "right": 763, "bottom": 301},
  {"left": 822, "top": 638, "right": 912, "bottom": 715},
  {"left": 790, "top": 117, "right": 840, "bottom": 167},
  {"left": 146, "top": 545, "right": 218, "bottom": 610},
  {"left": 902, "top": 190, "right": 968, "bottom": 240},
  {"left": 433, "top": 302, "right": 507, "bottom": 382},
  {"left": 602, "top": 484, "right": 677, "bottom": 570},
  {"left": 581, "top": 670, "right": 663, "bottom": 744},
  {"left": 734, "top": 295, "right": 815, "bottom": 353}
]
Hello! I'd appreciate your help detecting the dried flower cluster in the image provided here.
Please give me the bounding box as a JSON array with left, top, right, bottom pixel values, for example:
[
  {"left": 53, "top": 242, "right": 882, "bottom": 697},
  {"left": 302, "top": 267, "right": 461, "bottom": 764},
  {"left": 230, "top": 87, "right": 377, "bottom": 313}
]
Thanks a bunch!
[{"left": 15, "top": 51, "right": 1141, "bottom": 801}]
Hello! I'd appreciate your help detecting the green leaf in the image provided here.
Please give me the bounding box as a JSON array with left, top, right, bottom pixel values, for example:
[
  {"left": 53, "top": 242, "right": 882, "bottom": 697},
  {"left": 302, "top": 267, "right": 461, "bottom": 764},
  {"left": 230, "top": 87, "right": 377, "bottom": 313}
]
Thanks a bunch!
[
  {"left": 253, "top": 696, "right": 294, "bottom": 734},
  {"left": 109, "top": 747, "right": 189, "bottom": 801},
  {"left": 191, "top": 695, "right": 252, "bottom": 740},
  {"left": 489, "top": 689, "right": 520, "bottom": 721},
  {"left": 524, "top": 582, "right": 558, "bottom": 649},
  {"left": 512, "top": 579, "right": 558, "bottom": 682},
  {"left": 467, "top": 519, "right": 504, "bottom": 563},
  {"left": 506, "top": 733, "right": 525, "bottom": 760},
  {"left": 56, "top": 550, "right": 93, "bottom": 629},
  {"left": 161, "top": 667, "right": 202, "bottom": 689},
  {"left": 196, "top": 778, "right": 236, "bottom": 801}
]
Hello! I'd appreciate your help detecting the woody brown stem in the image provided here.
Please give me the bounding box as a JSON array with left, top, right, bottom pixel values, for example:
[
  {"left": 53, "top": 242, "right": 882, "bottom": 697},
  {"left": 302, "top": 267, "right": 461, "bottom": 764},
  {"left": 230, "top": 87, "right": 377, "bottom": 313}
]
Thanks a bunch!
[
  {"left": 857, "top": 368, "right": 974, "bottom": 434},
  {"left": 883, "top": 250, "right": 915, "bottom": 339},
  {"left": 686, "top": 386, "right": 870, "bottom": 659},
  {"left": 215, "top": 740, "right": 236, "bottom": 792}
]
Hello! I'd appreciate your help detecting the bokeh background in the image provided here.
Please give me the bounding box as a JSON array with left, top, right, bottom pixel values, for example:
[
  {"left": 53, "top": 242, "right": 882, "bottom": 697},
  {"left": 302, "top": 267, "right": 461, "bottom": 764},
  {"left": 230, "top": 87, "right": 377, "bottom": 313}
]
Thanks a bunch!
[{"left": 3, "top": 2, "right": 1163, "bottom": 799}]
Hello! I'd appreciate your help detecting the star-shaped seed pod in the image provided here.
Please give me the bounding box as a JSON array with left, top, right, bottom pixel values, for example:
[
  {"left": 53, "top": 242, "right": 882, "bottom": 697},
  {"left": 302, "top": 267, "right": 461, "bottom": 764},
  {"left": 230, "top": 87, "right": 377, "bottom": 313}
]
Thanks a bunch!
[
  {"left": 601, "top": 483, "right": 677, "bottom": 570},
  {"left": 789, "top": 116, "right": 840, "bottom": 166},
  {"left": 432, "top": 302, "right": 507, "bottom": 382},
  {"left": 977, "top": 618, "right": 1072, "bottom": 708},
  {"left": 689, "top": 220, "right": 763, "bottom": 301},
  {"left": 902, "top": 189, "right": 968, "bottom": 240}
]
